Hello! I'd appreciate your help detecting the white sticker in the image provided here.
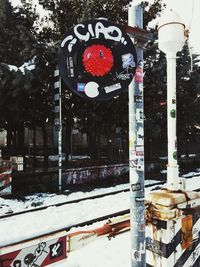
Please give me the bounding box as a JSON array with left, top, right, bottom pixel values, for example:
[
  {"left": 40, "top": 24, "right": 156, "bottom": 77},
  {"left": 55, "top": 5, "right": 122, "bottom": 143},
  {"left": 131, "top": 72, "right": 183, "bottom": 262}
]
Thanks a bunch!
[
  {"left": 104, "top": 83, "right": 121, "bottom": 93},
  {"left": 135, "top": 146, "right": 144, "bottom": 156},
  {"left": 132, "top": 250, "right": 141, "bottom": 261},
  {"left": 85, "top": 81, "right": 99, "bottom": 98},
  {"left": 138, "top": 83, "right": 143, "bottom": 94},
  {"left": 137, "top": 127, "right": 144, "bottom": 145},
  {"left": 122, "top": 53, "right": 136, "bottom": 68},
  {"left": 136, "top": 109, "right": 143, "bottom": 122},
  {"left": 137, "top": 157, "right": 144, "bottom": 171}
]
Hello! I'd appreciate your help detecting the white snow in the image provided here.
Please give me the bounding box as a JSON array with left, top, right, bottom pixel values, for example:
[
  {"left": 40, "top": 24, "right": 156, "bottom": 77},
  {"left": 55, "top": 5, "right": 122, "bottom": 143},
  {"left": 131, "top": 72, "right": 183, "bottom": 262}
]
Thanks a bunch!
[
  {"left": 8, "top": 64, "right": 18, "bottom": 72},
  {"left": 0, "top": 180, "right": 158, "bottom": 215},
  {"left": 0, "top": 174, "right": 200, "bottom": 266},
  {"left": 0, "top": 191, "right": 129, "bottom": 246},
  {"left": 8, "top": 59, "right": 35, "bottom": 75},
  {"left": 54, "top": 232, "right": 131, "bottom": 267}
]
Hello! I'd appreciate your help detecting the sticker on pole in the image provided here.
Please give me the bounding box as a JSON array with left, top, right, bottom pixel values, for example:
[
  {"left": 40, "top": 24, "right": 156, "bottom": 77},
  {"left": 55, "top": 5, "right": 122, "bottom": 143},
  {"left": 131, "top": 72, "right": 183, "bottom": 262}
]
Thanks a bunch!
[
  {"left": 58, "top": 19, "right": 137, "bottom": 101},
  {"left": 181, "top": 215, "right": 193, "bottom": 249}
]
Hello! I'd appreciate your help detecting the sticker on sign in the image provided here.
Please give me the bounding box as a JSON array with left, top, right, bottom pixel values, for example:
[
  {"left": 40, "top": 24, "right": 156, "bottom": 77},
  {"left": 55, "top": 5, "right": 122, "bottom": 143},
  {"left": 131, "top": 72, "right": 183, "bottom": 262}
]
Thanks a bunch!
[
  {"left": 58, "top": 19, "right": 137, "bottom": 101},
  {"left": 104, "top": 83, "right": 121, "bottom": 93},
  {"left": 0, "top": 236, "right": 67, "bottom": 267}
]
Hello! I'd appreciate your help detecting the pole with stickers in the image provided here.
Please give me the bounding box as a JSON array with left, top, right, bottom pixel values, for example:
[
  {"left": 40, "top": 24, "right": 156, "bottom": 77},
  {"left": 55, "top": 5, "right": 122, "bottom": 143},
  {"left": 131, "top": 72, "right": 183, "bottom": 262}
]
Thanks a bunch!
[
  {"left": 54, "top": 69, "right": 62, "bottom": 192},
  {"left": 128, "top": 2, "right": 145, "bottom": 266}
]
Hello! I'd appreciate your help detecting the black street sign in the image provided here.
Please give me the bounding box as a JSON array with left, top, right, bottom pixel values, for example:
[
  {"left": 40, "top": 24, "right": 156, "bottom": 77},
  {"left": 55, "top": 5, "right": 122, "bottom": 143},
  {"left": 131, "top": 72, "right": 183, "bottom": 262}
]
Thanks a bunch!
[{"left": 58, "top": 19, "right": 137, "bottom": 101}]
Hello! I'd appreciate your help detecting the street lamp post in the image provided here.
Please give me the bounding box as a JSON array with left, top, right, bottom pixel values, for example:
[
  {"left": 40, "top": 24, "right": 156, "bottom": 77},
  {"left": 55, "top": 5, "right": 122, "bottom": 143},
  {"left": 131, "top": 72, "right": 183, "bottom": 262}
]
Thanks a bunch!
[{"left": 158, "top": 10, "right": 185, "bottom": 190}]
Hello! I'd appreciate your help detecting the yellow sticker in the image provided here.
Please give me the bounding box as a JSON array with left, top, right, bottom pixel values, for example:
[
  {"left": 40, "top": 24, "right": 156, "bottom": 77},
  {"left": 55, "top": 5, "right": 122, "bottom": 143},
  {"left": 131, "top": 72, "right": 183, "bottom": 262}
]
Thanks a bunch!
[
  {"left": 129, "top": 140, "right": 134, "bottom": 148},
  {"left": 182, "top": 215, "right": 193, "bottom": 250}
]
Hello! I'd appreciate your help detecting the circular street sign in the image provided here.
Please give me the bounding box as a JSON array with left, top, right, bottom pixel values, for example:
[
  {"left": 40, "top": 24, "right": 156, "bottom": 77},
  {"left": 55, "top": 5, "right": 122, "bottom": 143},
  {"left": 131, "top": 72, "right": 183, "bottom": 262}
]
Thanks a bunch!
[{"left": 58, "top": 19, "right": 137, "bottom": 101}]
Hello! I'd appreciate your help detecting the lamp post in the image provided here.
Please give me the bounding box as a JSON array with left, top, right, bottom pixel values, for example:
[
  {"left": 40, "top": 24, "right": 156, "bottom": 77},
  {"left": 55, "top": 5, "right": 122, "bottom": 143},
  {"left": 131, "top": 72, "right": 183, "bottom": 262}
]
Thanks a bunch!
[{"left": 158, "top": 10, "right": 185, "bottom": 190}]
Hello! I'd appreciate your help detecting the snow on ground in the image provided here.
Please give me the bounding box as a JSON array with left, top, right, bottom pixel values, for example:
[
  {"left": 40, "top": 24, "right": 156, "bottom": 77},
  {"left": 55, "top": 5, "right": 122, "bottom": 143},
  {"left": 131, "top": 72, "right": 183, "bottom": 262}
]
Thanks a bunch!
[
  {"left": 0, "top": 180, "right": 158, "bottom": 215},
  {"left": 0, "top": 190, "right": 131, "bottom": 246},
  {"left": 55, "top": 232, "right": 131, "bottom": 267},
  {"left": 0, "top": 173, "right": 200, "bottom": 266},
  {"left": 0, "top": 183, "right": 129, "bottom": 215},
  {"left": 55, "top": 174, "right": 200, "bottom": 267},
  {"left": 0, "top": 187, "right": 132, "bottom": 246}
]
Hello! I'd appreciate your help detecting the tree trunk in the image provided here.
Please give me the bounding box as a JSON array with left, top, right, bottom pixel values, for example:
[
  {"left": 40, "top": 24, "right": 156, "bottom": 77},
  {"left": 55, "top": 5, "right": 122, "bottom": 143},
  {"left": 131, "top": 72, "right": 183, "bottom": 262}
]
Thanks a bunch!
[
  {"left": 88, "top": 126, "right": 97, "bottom": 161},
  {"left": 107, "top": 137, "right": 113, "bottom": 162},
  {"left": 17, "top": 123, "right": 25, "bottom": 156},
  {"left": 13, "top": 129, "right": 17, "bottom": 153},
  {"left": 186, "top": 133, "right": 189, "bottom": 158},
  {"left": 33, "top": 126, "right": 36, "bottom": 170},
  {"left": 96, "top": 131, "right": 101, "bottom": 161},
  {"left": 65, "top": 121, "right": 72, "bottom": 164},
  {"left": 6, "top": 123, "right": 12, "bottom": 150},
  {"left": 6, "top": 123, "right": 16, "bottom": 156}
]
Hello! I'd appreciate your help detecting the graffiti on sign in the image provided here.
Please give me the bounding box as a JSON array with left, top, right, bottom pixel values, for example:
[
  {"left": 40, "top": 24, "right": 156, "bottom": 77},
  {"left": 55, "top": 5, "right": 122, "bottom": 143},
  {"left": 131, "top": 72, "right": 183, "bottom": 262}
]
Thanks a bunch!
[
  {"left": 13, "top": 260, "right": 22, "bottom": 267},
  {"left": 50, "top": 241, "right": 64, "bottom": 259},
  {"left": 116, "top": 69, "right": 133, "bottom": 81},
  {"left": 0, "top": 237, "right": 67, "bottom": 267},
  {"left": 59, "top": 19, "right": 137, "bottom": 101},
  {"left": 61, "top": 21, "right": 128, "bottom": 52},
  {"left": 23, "top": 242, "right": 47, "bottom": 266}
]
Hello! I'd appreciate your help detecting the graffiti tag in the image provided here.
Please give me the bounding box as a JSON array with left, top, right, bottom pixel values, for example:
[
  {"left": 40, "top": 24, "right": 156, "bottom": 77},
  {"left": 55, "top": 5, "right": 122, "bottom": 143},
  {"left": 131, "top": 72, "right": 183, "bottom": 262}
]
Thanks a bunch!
[
  {"left": 61, "top": 22, "right": 127, "bottom": 52},
  {"left": 116, "top": 71, "right": 133, "bottom": 80},
  {"left": 24, "top": 242, "right": 47, "bottom": 267}
]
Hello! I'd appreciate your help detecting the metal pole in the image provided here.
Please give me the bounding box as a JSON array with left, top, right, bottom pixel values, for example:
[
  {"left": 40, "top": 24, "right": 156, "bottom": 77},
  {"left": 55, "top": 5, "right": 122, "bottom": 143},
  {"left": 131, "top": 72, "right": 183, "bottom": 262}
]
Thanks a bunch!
[
  {"left": 54, "top": 69, "right": 62, "bottom": 192},
  {"left": 58, "top": 75, "right": 62, "bottom": 192},
  {"left": 158, "top": 10, "right": 185, "bottom": 190},
  {"left": 128, "top": 2, "right": 145, "bottom": 266},
  {"left": 166, "top": 53, "right": 179, "bottom": 189}
]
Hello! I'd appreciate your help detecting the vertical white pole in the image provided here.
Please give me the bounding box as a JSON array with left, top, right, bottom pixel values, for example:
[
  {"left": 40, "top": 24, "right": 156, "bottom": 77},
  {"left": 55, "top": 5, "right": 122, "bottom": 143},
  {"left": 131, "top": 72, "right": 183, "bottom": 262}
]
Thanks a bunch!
[
  {"left": 58, "top": 75, "right": 62, "bottom": 192},
  {"left": 158, "top": 10, "right": 185, "bottom": 190},
  {"left": 54, "top": 69, "right": 62, "bottom": 192},
  {"left": 166, "top": 53, "right": 179, "bottom": 189},
  {"left": 128, "top": 2, "right": 145, "bottom": 266}
]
